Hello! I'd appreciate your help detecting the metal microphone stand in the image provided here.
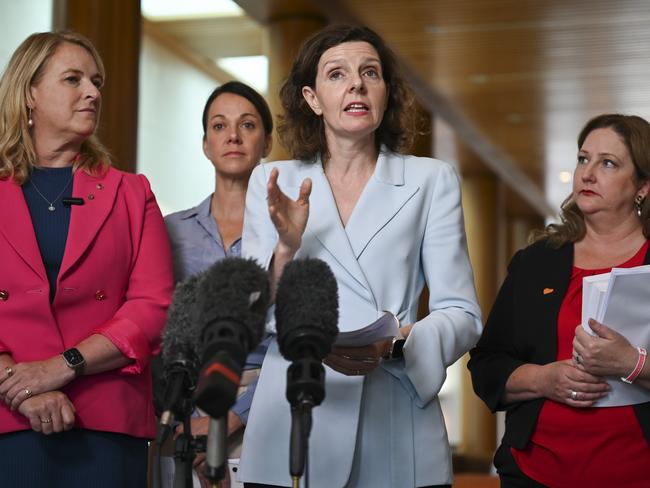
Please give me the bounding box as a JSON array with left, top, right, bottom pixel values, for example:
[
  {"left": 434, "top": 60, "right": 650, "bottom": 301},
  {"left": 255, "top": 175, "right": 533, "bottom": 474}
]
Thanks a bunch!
[{"left": 286, "top": 357, "right": 325, "bottom": 488}]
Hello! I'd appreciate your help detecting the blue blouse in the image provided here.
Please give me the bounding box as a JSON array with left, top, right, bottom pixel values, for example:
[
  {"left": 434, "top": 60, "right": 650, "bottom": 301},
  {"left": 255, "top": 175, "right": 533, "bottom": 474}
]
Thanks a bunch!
[{"left": 165, "top": 194, "right": 268, "bottom": 423}]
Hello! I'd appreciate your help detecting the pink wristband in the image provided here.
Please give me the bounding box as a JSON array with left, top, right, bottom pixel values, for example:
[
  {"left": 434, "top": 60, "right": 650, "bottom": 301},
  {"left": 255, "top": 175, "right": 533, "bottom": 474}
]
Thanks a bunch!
[{"left": 621, "top": 347, "right": 647, "bottom": 384}]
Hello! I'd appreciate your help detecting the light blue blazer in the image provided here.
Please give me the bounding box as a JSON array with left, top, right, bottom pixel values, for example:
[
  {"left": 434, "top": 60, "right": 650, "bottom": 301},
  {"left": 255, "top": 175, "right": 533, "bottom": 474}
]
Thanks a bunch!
[{"left": 240, "top": 149, "right": 482, "bottom": 487}]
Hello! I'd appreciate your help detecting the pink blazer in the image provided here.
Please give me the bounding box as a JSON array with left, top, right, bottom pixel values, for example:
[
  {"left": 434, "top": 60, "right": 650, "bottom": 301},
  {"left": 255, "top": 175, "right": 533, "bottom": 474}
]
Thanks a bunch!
[{"left": 0, "top": 167, "right": 173, "bottom": 438}]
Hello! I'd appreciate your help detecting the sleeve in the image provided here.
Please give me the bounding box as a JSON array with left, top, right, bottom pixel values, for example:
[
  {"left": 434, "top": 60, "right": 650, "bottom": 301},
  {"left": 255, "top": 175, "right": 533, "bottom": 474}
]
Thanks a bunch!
[
  {"left": 93, "top": 174, "right": 174, "bottom": 374},
  {"left": 242, "top": 164, "right": 278, "bottom": 270},
  {"left": 468, "top": 250, "right": 527, "bottom": 412},
  {"left": 382, "top": 162, "right": 483, "bottom": 407},
  {"left": 230, "top": 377, "right": 258, "bottom": 425},
  {"left": 242, "top": 164, "right": 281, "bottom": 334}
]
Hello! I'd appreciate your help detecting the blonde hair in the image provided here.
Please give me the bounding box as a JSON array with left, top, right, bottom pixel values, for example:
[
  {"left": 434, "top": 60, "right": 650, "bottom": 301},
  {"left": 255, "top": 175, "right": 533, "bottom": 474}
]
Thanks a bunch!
[
  {"left": 0, "top": 31, "right": 111, "bottom": 184},
  {"left": 532, "top": 113, "right": 650, "bottom": 246}
]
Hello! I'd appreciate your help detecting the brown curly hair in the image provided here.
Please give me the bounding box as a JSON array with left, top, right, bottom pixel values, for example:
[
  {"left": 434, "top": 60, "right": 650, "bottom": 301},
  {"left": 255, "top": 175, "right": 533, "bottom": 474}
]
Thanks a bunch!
[
  {"left": 533, "top": 113, "right": 650, "bottom": 246},
  {"left": 278, "top": 24, "right": 415, "bottom": 162}
]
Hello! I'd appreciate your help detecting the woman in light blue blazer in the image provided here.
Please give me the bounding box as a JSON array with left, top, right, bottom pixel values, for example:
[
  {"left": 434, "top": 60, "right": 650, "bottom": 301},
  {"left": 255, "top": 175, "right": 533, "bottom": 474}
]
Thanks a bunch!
[{"left": 239, "top": 25, "right": 482, "bottom": 488}]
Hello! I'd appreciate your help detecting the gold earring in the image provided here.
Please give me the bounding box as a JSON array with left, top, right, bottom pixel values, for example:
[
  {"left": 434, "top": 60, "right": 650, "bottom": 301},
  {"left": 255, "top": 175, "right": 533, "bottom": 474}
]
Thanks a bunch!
[
  {"left": 28, "top": 108, "right": 33, "bottom": 128},
  {"left": 635, "top": 194, "right": 644, "bottom": 217}
]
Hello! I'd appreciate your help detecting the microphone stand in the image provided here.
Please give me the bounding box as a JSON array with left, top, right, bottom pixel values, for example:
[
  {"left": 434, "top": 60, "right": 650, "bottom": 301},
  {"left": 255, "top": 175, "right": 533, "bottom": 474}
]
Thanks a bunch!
[
  {"left": 173, "top": 398, "right": 196, "bottom": 488},
  {"left": 286, "top": 357, "right": 325, "bottom": 488}
]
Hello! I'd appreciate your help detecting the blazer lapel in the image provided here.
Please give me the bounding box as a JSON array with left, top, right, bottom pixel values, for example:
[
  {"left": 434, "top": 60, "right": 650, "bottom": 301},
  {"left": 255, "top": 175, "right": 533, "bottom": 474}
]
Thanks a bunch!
[
  {"left": 345, "top": 151, "right": 419, "bottom": 258},
  {"left": 58, "top": 168, "right": 122, "bottom": 279},
  {"left": 535, "top": 242, "right": 574, "bottom": 362},
  {"left": 299, "top": 160, "right": 372, "bottom": 293},
  {"left": 0, "top": 178, "right": 46, "bottom": 280}
]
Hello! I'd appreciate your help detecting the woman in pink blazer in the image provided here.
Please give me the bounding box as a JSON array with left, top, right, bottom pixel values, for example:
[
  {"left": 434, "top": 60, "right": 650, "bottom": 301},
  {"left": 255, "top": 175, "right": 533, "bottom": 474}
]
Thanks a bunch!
[{"left": 0, "top": 31, "right": 173, "bottom": 487}]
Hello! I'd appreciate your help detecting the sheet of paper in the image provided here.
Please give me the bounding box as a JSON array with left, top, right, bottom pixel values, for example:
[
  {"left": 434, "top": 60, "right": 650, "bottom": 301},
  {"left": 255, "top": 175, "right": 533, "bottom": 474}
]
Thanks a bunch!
[
  {"left": 583, "top": 265, "right": 650, "bottom": 407},
  {"left": 581, "top": 272, "right": 610, "bottom": 334},
  {"left": 334, "top": 311, "right": 400, "bottom": 347}
]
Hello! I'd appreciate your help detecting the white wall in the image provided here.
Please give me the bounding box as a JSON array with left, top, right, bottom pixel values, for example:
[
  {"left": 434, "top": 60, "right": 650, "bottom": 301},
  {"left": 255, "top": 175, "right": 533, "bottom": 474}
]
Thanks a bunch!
[
  {"left": 137, "top": 35, "right": 218, "bottom": 216},
  {"left": 0, "top": 0, "right": 53, "bottom": 70}
]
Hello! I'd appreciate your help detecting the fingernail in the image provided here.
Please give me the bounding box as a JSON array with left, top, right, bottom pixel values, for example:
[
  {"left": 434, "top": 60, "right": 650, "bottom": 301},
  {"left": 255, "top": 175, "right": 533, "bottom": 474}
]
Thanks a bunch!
[{"left": 588, "top": 318, "right": 595, "bottom": 325}]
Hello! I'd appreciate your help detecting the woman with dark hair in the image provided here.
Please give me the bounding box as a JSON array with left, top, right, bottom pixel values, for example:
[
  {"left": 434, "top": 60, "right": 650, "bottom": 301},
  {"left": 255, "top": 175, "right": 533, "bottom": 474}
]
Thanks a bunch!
[
  {"left": 0, "top": 31, "right": 173, "bottom": 486},
  {"left": 240, "top": 25, "right": 482, "bottom": 488},
  {"left": 469, "top": 113, "right": 650, "bottom": 487},
  {"left": 163, "top": 81, "right": 273, "bottom": 487}
]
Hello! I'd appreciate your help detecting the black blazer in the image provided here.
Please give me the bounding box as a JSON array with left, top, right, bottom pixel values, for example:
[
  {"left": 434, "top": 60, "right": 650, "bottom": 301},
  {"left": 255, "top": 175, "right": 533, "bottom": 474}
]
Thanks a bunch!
[{"left": 468, "top": 239, "right": 650, "bottom": 450}]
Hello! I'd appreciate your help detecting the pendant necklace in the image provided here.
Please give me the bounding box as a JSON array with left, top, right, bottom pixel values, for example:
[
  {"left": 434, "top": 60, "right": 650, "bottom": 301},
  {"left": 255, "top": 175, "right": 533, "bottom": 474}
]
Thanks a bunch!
[{"left": 29, "top": 171, "right": 73, "bottom": 212}]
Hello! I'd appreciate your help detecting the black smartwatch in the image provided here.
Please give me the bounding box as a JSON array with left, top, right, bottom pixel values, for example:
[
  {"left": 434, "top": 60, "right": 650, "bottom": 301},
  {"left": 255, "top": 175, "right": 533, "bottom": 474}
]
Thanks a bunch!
[
  {"left": 62, "top": 348, "right": 86, "bottom": 376},
  {"left": 385, "top": 336, "right": 406, "bottom": 360}
]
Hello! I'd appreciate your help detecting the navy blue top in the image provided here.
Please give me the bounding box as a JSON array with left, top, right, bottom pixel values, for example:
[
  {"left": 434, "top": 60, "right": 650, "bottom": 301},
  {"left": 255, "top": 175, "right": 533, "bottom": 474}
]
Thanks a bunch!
[{"left": 22, "top": 166, "right": 73, "bottom": 301}]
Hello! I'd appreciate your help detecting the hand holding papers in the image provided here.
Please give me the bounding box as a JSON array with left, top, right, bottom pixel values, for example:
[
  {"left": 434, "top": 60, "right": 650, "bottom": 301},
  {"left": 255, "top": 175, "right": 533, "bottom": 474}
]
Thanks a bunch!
[
  {"left": 335, "top": 311, "right": 400, "bottom": 347},
  {"left": 581, "top": 264, "right": 650, "bottom": 407}
]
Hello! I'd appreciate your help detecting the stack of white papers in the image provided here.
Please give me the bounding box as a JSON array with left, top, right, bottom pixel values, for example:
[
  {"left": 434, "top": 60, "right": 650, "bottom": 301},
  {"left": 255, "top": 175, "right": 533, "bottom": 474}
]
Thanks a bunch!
[
  {"left": 334, "top": 311, "right": 400, "bottom": 348},
  {"left": 581, "top": 264, "right": 650, "bottom": 407}
]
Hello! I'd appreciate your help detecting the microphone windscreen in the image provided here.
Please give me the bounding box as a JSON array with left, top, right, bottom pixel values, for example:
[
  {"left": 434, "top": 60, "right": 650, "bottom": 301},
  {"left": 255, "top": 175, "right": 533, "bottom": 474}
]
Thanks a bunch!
[
  {"left": 194, "top": 351, "right": 242, "bottom": 418},
  {"left": 275, "top": 258, "right": 339, "bottom": 361},
  {"left": 197, "top": 257, "right": 270, "bottom": 358},
  {"left": 161, "top": 273, "right": 202, "bottom": 367}
]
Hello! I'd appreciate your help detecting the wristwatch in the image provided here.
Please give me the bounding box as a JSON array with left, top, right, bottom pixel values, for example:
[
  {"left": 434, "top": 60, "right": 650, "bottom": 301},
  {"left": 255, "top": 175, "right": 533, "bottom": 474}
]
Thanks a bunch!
[
  {"left": 62, "top": 348, "right": 86, "bottom": 376},
  {"left": 384, "top": 336, "right": 406, "bottom": 360}
]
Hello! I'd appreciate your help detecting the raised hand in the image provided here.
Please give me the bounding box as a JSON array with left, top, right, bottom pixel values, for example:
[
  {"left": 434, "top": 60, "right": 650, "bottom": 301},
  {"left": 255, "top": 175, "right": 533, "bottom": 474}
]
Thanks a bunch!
[{"left": 267, "top": 167, "right": 312, "bottom": 255}]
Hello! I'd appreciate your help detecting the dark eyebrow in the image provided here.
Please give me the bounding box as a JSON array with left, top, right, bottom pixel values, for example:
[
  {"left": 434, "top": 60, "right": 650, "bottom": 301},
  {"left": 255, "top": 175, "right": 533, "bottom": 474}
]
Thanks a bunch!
[{"left": 211, "top": 112, "right": 260, "bottom": 120}]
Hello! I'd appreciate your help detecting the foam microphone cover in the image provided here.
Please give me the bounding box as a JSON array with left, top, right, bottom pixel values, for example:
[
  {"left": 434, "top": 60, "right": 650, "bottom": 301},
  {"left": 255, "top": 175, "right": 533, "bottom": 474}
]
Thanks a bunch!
[
  {"left": 161, "top": 273, "right": 202, "bottom": 375},
  {"left": 196, "top": 257, "right": 270, "bottom": 363},
  {"left": 275, "top": 258, "right": 339, "bottom": 361}
]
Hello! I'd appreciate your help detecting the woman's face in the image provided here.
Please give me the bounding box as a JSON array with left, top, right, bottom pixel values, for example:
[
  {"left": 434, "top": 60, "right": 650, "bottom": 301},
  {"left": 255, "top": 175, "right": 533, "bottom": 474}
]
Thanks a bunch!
[
  {"left": 30, "top": 42, "right": 103, "bottom": 144},
  {"left": 573, "top": 127, "right": 649, "bottom": 219},
  {"left": 203, "top": 92, "right": 271, "bottom": 179},
  {"left": 302, "top": 41, "right": 388, "bottom": 144}
]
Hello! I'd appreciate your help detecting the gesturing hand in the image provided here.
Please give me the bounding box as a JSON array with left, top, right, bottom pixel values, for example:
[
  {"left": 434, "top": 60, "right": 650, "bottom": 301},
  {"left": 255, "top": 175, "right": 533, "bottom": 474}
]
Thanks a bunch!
[
  {"left": 539, "top": 359, "right": 609, "bottom": 407},
  {"left": 267, "top": 168, "right": 312, "bottom": 254}
]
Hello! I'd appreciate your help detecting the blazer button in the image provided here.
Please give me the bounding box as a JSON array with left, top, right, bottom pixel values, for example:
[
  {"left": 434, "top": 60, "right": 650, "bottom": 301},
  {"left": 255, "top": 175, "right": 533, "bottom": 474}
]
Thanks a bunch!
[
  {"left": 0, "top": 290, "right": 8, "bottom": 301},
  {"left": 95, "top": 290, "right": 106, "bottom": 301}
]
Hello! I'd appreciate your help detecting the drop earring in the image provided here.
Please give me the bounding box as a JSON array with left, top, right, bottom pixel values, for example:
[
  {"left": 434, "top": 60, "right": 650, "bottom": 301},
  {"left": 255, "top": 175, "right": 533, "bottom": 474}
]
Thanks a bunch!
[
  {"left": 28, "top": 108, "right": 33, "bottom": 128},
  {"left": 635, "top": 194, "right": 644, "bottom": 217}
]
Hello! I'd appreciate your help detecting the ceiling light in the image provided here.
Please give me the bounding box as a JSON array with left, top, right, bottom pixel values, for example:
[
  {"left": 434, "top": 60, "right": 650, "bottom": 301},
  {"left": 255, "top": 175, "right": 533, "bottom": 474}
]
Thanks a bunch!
[
  {"left": 559, "top": 171, "right": 572, "bottom": 183},
  {"left": 142, "top": 0, "right": 243, "bottom": 20}
]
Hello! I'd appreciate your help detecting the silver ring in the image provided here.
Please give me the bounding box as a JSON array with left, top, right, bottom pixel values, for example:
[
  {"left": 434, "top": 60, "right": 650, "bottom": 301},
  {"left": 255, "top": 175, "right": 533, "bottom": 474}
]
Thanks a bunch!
[
  {"left": 574, "top": 354, "right": 582, "bottom": 364},
  {"left": 40, "top": 418, "right": 52, "bottom": 423},
  {"left": 570, "top": 390, "right": 578, "bottom": 401},
  {"left": 4, "top": 366, "right": 13, "bottom": 378},
  {"left": 24, "top": 388, "right": 32, "bottom": 398}
]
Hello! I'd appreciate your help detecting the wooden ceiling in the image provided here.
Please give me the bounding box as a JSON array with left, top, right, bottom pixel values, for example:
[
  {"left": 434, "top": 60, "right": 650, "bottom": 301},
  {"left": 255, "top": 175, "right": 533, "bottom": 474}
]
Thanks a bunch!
[{"left": 144, "top": 0, "right": 650, "bottom": 218}]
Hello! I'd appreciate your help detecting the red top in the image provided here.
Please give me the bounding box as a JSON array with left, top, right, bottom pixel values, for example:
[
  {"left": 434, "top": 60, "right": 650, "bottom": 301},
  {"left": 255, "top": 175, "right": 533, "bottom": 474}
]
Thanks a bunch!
[{"left": 513, "top": 241, "right": 650, "bottom": 488}]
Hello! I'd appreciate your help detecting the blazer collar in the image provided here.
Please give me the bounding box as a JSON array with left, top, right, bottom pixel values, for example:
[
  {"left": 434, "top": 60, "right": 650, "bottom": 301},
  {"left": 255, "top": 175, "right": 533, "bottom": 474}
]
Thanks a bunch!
[
  {"left": 295, "top": 150, "right": 419, "bottom": 297},
  {"left": 0, "top": 177, "right": 46, "bottom": 280},
  {"left": 58, "top": 168, "right": 122, "bottom": 279}
]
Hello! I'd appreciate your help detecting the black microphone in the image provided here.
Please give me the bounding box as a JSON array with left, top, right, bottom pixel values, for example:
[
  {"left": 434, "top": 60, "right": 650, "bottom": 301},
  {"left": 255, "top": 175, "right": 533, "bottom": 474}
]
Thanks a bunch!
[
  {"left": 193, "top": 257, "right": 270, "bottom": 482},
  {"left": 275, "top": 258, "right": 339, "bottom": 482},
  {"left": 157, "top": 274, "right": 202, "bottom": 445},
  {"left": 62, "top": 197, "right": 84, "bottom": 206}
]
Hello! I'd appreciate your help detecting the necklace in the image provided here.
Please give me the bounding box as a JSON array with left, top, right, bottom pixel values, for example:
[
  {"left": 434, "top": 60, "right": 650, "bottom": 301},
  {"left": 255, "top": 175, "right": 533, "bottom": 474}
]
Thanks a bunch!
[{"left": 29, "top": 171, "right": 73, "bottom": 212}]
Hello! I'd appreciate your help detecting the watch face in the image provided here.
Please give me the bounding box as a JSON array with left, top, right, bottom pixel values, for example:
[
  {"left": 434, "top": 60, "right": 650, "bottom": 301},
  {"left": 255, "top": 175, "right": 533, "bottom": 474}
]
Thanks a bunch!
[
  {"left": 63, "top": 348, "right": 85, "bottom": 367},
  {"left": 391, "top": 338, "right": 406, "bottom": 359}
]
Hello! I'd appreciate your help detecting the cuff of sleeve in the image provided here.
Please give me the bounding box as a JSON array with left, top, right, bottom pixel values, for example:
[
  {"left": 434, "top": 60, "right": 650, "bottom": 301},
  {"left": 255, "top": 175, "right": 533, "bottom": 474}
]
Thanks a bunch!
[
  {"left": 231, "top": 387, "right": 254, "bottom": 425},
  {"left": 93, "top": 317, "right": 152, "bottom": 374}
]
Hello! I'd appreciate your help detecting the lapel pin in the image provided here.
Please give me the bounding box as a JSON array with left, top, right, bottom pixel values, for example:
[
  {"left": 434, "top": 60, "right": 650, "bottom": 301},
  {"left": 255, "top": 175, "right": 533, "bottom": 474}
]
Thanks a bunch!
[{"left": 543, "top": 288, "right": 554, "bottom": 295}]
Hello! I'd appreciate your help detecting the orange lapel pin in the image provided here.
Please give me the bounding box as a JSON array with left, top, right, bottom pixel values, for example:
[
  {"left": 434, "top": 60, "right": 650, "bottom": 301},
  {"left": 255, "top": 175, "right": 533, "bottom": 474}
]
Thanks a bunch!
[{"left": 543, "top": 288, "right": 554, "bottom": 295}]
